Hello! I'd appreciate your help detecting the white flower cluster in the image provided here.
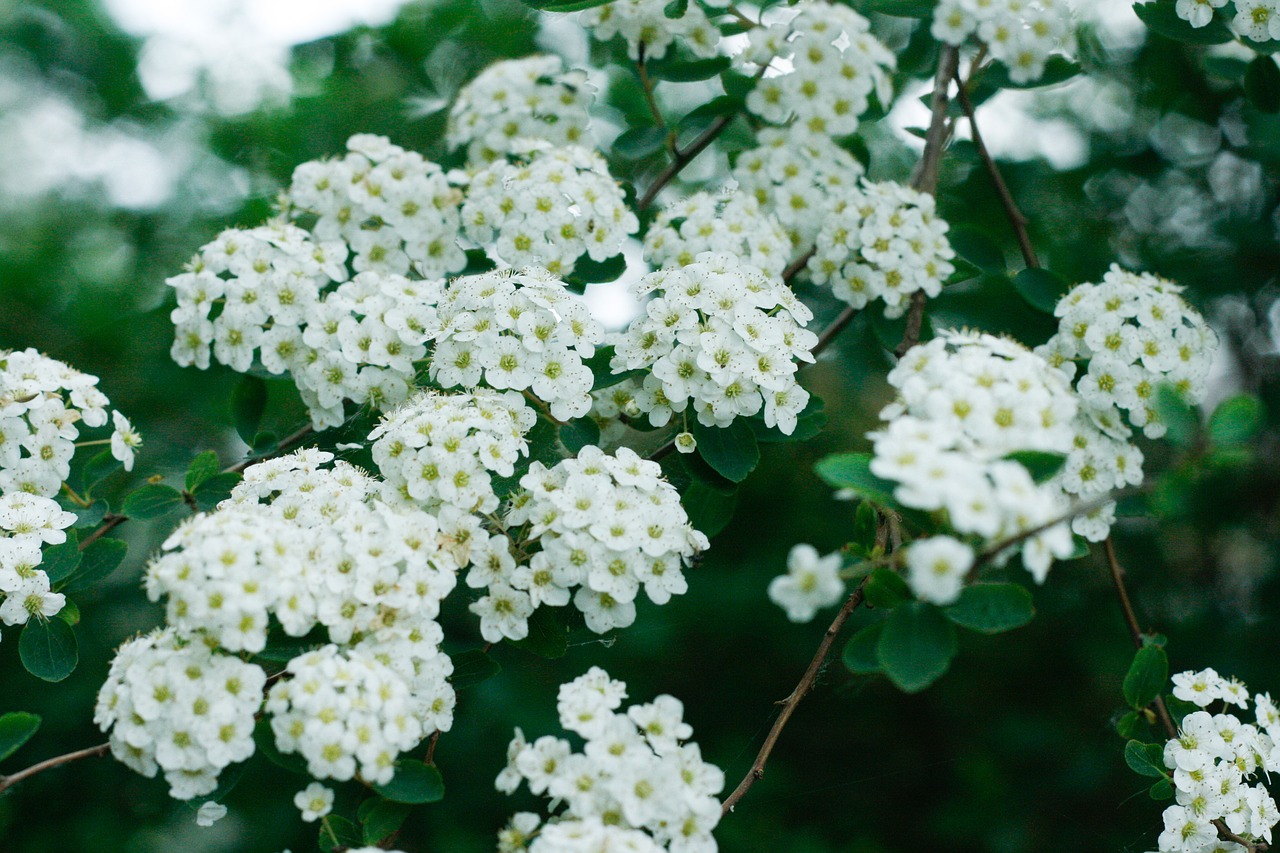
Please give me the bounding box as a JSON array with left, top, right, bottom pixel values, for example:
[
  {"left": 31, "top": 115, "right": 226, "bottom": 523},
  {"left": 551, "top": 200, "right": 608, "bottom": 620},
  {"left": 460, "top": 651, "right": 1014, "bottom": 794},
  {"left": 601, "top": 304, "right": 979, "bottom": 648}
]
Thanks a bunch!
[
  {"left": 871, "top": 331, "right": 1079, "bottom": 601},
  {"left": 496, "top": 667, "right": 724, "bottom": 853},
  {"left": 370, "top": 389, "right": 537, "bottom": 515},
  {"left": 1176, "top": 0, "right": 1280, "bottom": 42},
  {"left": 579, "top": 0, "right": 720, "bottom": 61},
  {"left": 807, "top": 180, "right": 956, "bottom": 319},
  {"left": 643, "top": 190, "right": 790, "bottom": 279},
  {"left": 0, "top": 348, "right": 138, "bottom": 495},
  {"left": 610, "top": 253, "right": 817, "bottom": 434},
  {"left": 0, "top": 492, "right": 75, "bottom": 638},
  {"left": 462, "top": 145, "right": 639, "bottom": 276},
  {"left": 95, "top": 629, "right": 265, "bottom": 800},
  {"left": 931, "top": 0, "right": 1073, "bottom": 85},
  {"left": 740, "top": 2, "right": 895, "bottom": 137},
  {"left": 767, "top": 543, "right": 844, "bottom": 623},
  {"left": 285, "top": 134, "right": 466, "bottom": 280},
  {"left": 447, "top": 55, "right": 594, "bottom": 166},
  {"left": 1155, "top": 669, "right": 1280, "bottom": 852},
  {"left": 493, "top": 448, "right": 709, "bottom": 637},
  {"left": 731, "top": 126, "right": 866, "bottom": 250},
  {"left": 430, "top": 268, "right": 605, "bottom": 420}
]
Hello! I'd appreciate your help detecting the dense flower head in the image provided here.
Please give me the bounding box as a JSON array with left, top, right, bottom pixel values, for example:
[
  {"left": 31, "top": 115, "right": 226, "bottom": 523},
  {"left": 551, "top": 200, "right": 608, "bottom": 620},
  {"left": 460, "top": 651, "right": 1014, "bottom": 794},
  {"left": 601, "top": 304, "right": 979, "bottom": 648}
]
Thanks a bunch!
[
  {"left": 931, "top": 0, "right": 1074, "bottom": 85},
  {"left": 872, "top": 330, "right": 1079, "bottom": 593},
  {"left": 461, "top": 145, "right": 639, "bottom": 275},
  {"left": 429, "top": 267, "right": 605, "bottom": 420},
  {"left": 447, "top": 55, "right": 595, "bottom": 165},
  {"left": 1230, "top": 0, "right": 1280, "bottom": 42},
  {"left": 1038, "top": 265, "right": 1218, "bottom": 440},
  {"left": 143, "top": 449, "right": 459, "bottom": 653},
  {"left": 767, "top": 543, "right": 844, "bottom": 622},
  {"left": 579, "top": 0, "right": 720, "bottom": 61},
  {"left": 731, "top": 126, "right": 866, "bottom": 250},
  {"left": 370, "top": 389, "right": 537, "bottom": 515},
  {"left": 610, "top": 253, "right": 817, "bottom": 434},
  {"left": 0, "top": 492, "right": 75, "bottom": 637},
  {"left": 740, "top": 1, "right": 895, "bottom": 137},
  {"left": 497, "top": 667, "right": 724, "bottom": 852},
  {"left": 643, "top": 190, "right": 790, "bottom": 278},
  {"left": 1174, "top": 0, "right": 1228, "bottom": 29},
  {"left": 0, "top": 348, "right": 135, "bottom": 495},
  {"left": 807, "top": 180, "right": 956, "bottom": 319},
  {"left": 94, "top": 629, "right": 265, "bottom": 800},
  {"left": 1153, "top": 670, "right": 1280, "bottom": 852},
  {"left": 497, "top": 447, "right": 710, "bottom": 636}
]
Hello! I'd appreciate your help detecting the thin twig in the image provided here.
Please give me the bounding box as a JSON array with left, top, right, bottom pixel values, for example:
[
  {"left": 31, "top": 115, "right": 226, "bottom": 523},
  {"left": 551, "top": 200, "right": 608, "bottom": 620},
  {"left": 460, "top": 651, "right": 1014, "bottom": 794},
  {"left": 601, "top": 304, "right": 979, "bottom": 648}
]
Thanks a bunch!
[
  {"left": 782, "top": 247, "right": 815, "bottom": 284},
  {"left": 953, "top": 69, "right": 1039, "bottom": 269},
  {"left": 721, "top": 579, "right": 868, "bottom": 815},
  {"left": 0, "top": 742, "right": 110, "bottom": 796},
  {"left": 635, "top": 44, "right": 674, "bottom": 156},
  {"left": 79, "top": 514, "right": 126, "bottom": 551},
  {"left": 226, "top": 423, "right": 314, "bottom": 475},
  {"left": 812, "top": 307, "right": 858, "bottom": 359},
  {"left": 1214, "top": 819, "right": 1269, "bottom": 852}
]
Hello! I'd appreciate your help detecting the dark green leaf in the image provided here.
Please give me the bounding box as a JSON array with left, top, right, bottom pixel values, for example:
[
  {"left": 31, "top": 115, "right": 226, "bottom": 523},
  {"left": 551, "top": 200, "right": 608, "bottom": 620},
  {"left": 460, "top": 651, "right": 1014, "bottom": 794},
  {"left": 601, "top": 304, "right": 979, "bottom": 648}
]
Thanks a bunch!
[
  {"left": 40, "top": 532, "right": 81, "bottom": 584},
  {"left": 319, "top": 816, "right": 362, "bottom": 853},
  {"left": 864, "top": 568, "right": 910, "bottom": 609},
  {"left": 231, "top": 375, "right": 268, "bottom": 446},
  {"left": 373, "top": 759, "right": 445, "bottom": 804},
  {"left": 842, "top": 622, "right": 884, "bottom": 674},
  {"left": 253, "top": 719, "right": 309, "bottom": 775},
  {"left": 1149, "top": 777, "right": 1175, "bottom": 800},
  {"left": 647, "top": 55, "right": 731, "bottom": 83},
  {"left": 944, "top": 583, "right": 1035, "bottom": 634},
  {"left": 663, "top": 0, "right": 688, "bottom": 18},
  {"left": 1153, "top": 383, "right": 1198, "bottom": 448},
  {"left": 514, "top": 606, "right": 569, "bottom": 659},
  {"left": 1246, "top": 56, "right": 1280, "bottom": 112},
  {"left": 1133, "top": 2, "right": 1232, "bottom": 44},
  {"left": 361, "top": 798, "right": 412, "bottom": 845},
  {"left": 876, "top": 602, "right": 957, "bottom": 693},
  {"left": 982, "top": 56, "right": 1082, "bottom": 90},
  {"left": 82, "top": 450, "right": 122, "bottom": 493},
  {"left": 62, "top": 538, "right": 127, "bottom": 593},
  {"left": 121, "top": 483, "right": 184, "bottom": 520},
  {"left": 1002, "top": 450, "right": 1067, "bottom": 484},
  {"left": 185, "top": 450, "right": 221, "bottom": 492},
  {"left": 58, "top": 599, "right": 80, "bottom": 625},
  {"left": 948, "top": 225, "right": 1005, "bottom": 272},
  {"left": 1123, "top": 644, "right": 1169, "bottom": 711},
  {"left": 520, "top": 0, "right": 615, "bottom": 10},
  {"left": 0, "top": 712, "right": 41, "bottom": 763},
  {"left": 946, "top": 256, "right": 981, "bottom": 285},
  {"left": 813, "top": 453, "right": 896, "bottom": 506},
  {"left": 752, "top": 395, "right": 826, "bottom": 444},
  {"left": 1012, "top": 268, "right": 1071, "bottom": 313},
  {"left": 680, "top": 480, "right": 738, "bottom": 538},
  {"left": 613, "top": 126, "right": 668, "bottom": 160},
  {"left": 693, "top": 420, "right": 759, "bottom": 483},
  {"left": 1123, "top": 740, "right": 1168, "bottom": 778},
  {"left": 567, "top": 254, "right": 627, "bottom": 289},
  {"left": 560, "top": 418, "right": 601, "bottom": 455},
  {"left": 192, "top": 472, "right": 243, "bottom": 512},
  {"left": 1115, "top": 710, "right": 1143, "bottom": 740},
  {"left": 1208, "top": 395, "right": 1264, "bottom": 446},
  {"left": 585, "top": 346, "right": 646, "bottom": 392},
  {"left": 852, "top": 502, "right": 879, "bottom": 554},
  {"left": 449, "top": 649, "right": 501, "bottom": 690},
  {"left": 19, "top": 618, "right": 78, "bottom": 682},
  {"left": 863, "top": 0, "right": 937, "bottom": 17},
  {"left": 73, "top": 499, "right": 108, "bottom": 528},
  {"left": 676, "top": 96, "right": 745, "bottom": 135}
]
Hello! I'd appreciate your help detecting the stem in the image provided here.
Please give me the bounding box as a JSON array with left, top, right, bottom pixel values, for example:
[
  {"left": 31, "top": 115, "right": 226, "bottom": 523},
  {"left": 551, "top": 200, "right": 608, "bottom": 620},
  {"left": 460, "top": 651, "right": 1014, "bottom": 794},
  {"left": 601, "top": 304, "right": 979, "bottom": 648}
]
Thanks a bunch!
[
  {"left": 812, "top": 307, "right": 858, "bottom": 359},
  {"left": 721, "top": 579, "right": 868, "bottom": 815},
  {"left": 782, "top": 247, "right": 815, "bottom": 284},
  {"left": 953, "top": 68, "right": 1039, "bottom": 269},
  {"left": 79, "top": 514, "right": 126, "bottom": 551},
  {"left": 0, "top": 742, "right": 109, "bottom": 795},
  {"left": 635, "top": 44, "right": 674, "bottom": 155},
  {"left": 226, "top": 423, "right": 314, "bottom": 475}
]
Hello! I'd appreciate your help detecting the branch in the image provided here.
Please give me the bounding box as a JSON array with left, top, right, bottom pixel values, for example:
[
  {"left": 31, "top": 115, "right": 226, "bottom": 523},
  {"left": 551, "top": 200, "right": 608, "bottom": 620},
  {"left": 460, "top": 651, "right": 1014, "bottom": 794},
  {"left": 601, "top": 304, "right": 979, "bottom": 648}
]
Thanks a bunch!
[
  {"left": 953, "top": 67, "right": 1039, "bottom": 269},
  {"left": 782, "top": 247, "right": 815, "bottom": 284},
  {"left": 721, "top": 579, "right": 868, "bottom": 815},
  {"left": 226, "top": 423, "right": 314, "bottom": 475},
  {"left": 635, "top": 43, "right": 674, "bottom": 155},
  {"left": 0, "top": 742, "right": 110, "bottom": 796},
  {"left": 1214, "top": 819, "right": 1269, "bottom": 852},
  {"left": 79, "top": 514, "right": 126, "bottom": 551}
]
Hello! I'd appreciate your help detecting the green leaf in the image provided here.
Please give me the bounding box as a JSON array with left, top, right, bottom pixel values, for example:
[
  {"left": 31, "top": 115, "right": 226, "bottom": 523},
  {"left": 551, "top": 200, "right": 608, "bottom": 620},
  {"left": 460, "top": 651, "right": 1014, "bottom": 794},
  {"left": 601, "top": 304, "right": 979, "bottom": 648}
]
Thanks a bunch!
[
  {"left": 1208, "top": 395, "right": 1264, "bottom": 446},
  {"left": 82, "top": 450, "right": 122, "bottom": 492},
  {"left": 185, "top": 450, "right": 221, "bottom": 492},
  {"left": 1002, "top": 450, "right": 1067, "bottom": 484},
  {"left": 983, "top": 56, "right": 1082, "bottom": 90},
  {"left": 1123, "top": 740, "right": 1168, "bottom": 778},
  {"left": 752, "top": 395, "right": 827, "bottom": 444},
  {"left": 613, "top": 126, "right": 668, "bottom": 161},
  {"left": 1115, "top": 710, "right": 1143, "bottom": 740},
  {"left": 647, "top": 55, "right": 731, "bottom": 83},
  {"left": 19, "top": 618, "right": 78, "bottom": 682},
  {"left": 58, "top": 599, "right": 80, "bottom": 626},
  {"left": 813, "top": 453, "right": 896, "bottom": 506},
  {"left": 121, "top": 483, "right": 184, "bottom": 520},
  {"left": 252, "top": 720, "right": 309, "bottom": 774},
  {"left": 1246, "top": 56, "right": 1280, "bottom": 112},
  {"left": 948, "top": 225, "right": 1005, "bottom": 272},
  {"left": 319, "top": 816, "right": 362, "bottom": 853},
  {"left": 1012, "top": 268, "right": 1071, "bottom": 313},
  {"left": 680, "top": 480, "right": 738, "bottom": 538},
  {"left": 373, "top": 759, "right": 445, "bottom": 804},
  {"left": 449, "top": 649, "right": 501, "bottom": 690},
  {"left": 1149, "top": 777, "right": 1175, "bottom": 800},
  {"left": 1123, "top": 644, "right": 1169, "bottom": 710},
  {"left": 676, "top": 96, "right": 745, "bottom": 135},
  {"left": 231, "top": 375, "right": 268, "bottom": 446},
  {"left": 1133, "top": 1, "right": 1233, "bottom": 44},
  {"left": 852, "top": 501, "right": 879, "bottom": 554},
  {"left": 360, "top": 798, "right": 411, "bottom": 845},
  {"left": 876, "top": 602, "right": 957, "bottom": 693},
  {"left": 520, "top": 0, "right": 615, "bottom": 10},
  {"left": 62, "top": 538, "right": 128, "bottom": 593},
  {"left": 514, "top": 606, "right": 569, "bottom": 659},
  {"left": 662, "top": 0, "right": 688, "bottom": 18},
  {"left": 0, "top": 712, "right": 41, "bottom": 763},
  {"left": 1153, "top": 383, "right": 1198, "bottom": 448},
  {"left": 585, "top": 346, "right": 645, "bottom": 393},
  {"left": 864, "top": 569, "right": 910, "bottom": 609},
  {"left": 944, "top": 584, "right": 1035, "bottom": 634},
  {"left": 40, "top": 532, "right": 82, "bottom": 584},
  {"left": 693, "top": 420, "right": 760, "bottom": 483},
  {"left": 192, "top": 472, "right": 243, "bottom": 512},
  {"left": 842, "top": 622, "right": 884, "bottom": 674},
  {"left": 560, "top": 418, "right": 601, "bottom": 455},
  {"left": 862, "top": 0, "right": 937, "bottom": 18},
  {"left": 73, "top": 499, "right": 108, "bottom": 528}
]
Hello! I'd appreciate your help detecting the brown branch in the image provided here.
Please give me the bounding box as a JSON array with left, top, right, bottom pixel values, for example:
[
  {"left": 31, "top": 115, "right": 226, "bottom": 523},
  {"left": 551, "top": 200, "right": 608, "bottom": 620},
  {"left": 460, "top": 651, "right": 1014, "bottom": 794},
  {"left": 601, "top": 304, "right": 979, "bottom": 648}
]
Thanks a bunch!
[
  {"left": 1104, "top": 536, "right": 1178, "bottom": 740},
  {"left": 0, "top": 742, "right": 110, "bottom": 796},
  {"left": 1214, "top": 819, "right": 1269, "bottom": 852},
  {"left": 635, "top": 44, "right": 674, "bottom": 156},
  {"left": 79, "top": 514, "right": 126, "bottom": 551},
  {"left": 782, "top": 247, "right": 816, "bottom": 284},
  {"left": 721, "top": 579, "right": 868, "bottom": 815},
  {"left": 226, "top": 423, "right": 314, "bottom": 475},
  {"left": 953, "top": 68, "right": 1038, "bottom": 270},
  {"left": 812, "top": 307, "right": 859, "bottom": 359}
]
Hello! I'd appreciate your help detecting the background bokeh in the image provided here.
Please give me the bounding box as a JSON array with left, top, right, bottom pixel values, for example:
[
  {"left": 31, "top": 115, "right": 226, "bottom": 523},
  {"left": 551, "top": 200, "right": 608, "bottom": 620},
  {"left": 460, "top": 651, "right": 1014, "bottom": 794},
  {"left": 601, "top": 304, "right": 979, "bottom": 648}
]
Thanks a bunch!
[{"left": 1, "top": 0, "right": 1279, "bottom": 850}]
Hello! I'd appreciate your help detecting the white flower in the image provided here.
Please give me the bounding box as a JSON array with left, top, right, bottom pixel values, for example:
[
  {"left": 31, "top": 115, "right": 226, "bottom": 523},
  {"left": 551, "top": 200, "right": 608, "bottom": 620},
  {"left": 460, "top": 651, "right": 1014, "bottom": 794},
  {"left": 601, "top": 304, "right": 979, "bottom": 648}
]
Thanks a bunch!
[
  {"left": 767, "top": 544, "right": 844, "bottom": 622},
  {"left": 195, "top": 802, "right": 228, "bottom": 827},
  {"left": 294, "top": 783, "right": 334, "bottom": 823},
  {"left": 110, "top": 410, "right": 142, "bottom": 471},
  {"left": 905, "top": 536, "right": 974, "bottom": 606}
]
